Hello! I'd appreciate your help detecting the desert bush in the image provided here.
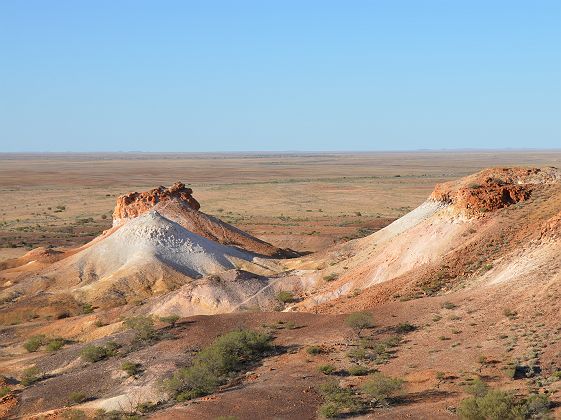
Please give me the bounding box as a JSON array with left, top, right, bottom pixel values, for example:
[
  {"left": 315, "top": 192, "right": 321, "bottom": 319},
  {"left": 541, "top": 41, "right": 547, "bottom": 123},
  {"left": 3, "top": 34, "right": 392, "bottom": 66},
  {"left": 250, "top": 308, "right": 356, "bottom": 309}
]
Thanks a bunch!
[
  {"left": 68, "top": 391, "right": 87, "bottom": 404},
  {"left": 0, "top": 386, "right": 11, "bottom": 397},
  {"left": 394, "top": 323, "right": 417, "bottom": 334},
  {"left": 464, "top": 377, "right": 488, "bottom": 397},
  {"left": 21, "top": 366, "right": 42, "bottom": 386},
  {"left": 441, "top": 301, "right": 457, "bottom": 309},
  {"left": 81, "top": 345, "right": 107, "bottom": 362},
  {"left": 317, "top": 381, "right": 362, "bottom": 418},
  {"left": 361, "top": 373, "right": 404, "bottom": 405},
  {"left": 346, "top": 312, "right": 374, "bottom": 336},
  {"left": 160, "top": 314, "right": 180, "bottom": 327},
  {"left": 323, "top": 273, "right": 338, "bottom": 282},
  {"left": 46, "top": 337, "right": 66, "bottom": 352},
  {"left": 276, "top": 291, "right": 295, "bottom": 304},
  {"left": 122, "top": 361, "right": 143, "bottom": 377},
  {"left": 81, "top": 303, "right": 94, "bottom": 314},
  {"left": 348, "top": 365, "right": 369, "bottom": 376},
  {"left": 318, "top": 364, "right": 336, "bottom": 375},
  {"left": 457, "top": 389, "right": 550, "bottom": 420},
  {"left": 162, "top": 329, "right": 272, "bottom": 401},
  {"left": 23, "top": 335, "right": 46, "bottom": 352},
  {"left": 306, "top": 346, "right": 324, "bottom": 355},
  {"left": 125, "top": 316, "right": 157, "bottom": 341}
]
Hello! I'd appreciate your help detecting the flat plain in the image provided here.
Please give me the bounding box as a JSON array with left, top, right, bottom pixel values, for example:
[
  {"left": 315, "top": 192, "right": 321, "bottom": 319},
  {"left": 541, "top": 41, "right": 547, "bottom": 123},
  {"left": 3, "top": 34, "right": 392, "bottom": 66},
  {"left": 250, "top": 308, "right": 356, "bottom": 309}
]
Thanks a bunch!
[{"left": 2, "top": 151, "right": 561, "bottom": 258}]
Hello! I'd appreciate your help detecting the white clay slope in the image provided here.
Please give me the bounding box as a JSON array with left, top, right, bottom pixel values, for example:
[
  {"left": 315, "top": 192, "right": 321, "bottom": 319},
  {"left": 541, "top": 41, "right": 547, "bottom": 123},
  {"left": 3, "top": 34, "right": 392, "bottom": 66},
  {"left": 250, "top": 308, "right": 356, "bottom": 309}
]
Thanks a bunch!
[{"left": 71, "top": 210, "right": 252, "bottom": 281}]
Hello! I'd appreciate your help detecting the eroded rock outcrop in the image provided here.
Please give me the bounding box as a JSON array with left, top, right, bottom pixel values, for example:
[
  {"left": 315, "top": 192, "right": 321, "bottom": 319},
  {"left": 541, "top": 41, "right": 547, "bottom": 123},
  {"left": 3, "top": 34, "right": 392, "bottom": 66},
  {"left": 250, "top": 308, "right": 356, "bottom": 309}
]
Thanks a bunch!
[
  {"left": 113, "top": 182, "right": 200, "bottom": 224},
  {"left": 430, "top": 167, "right": 561, "bottom": 216}
]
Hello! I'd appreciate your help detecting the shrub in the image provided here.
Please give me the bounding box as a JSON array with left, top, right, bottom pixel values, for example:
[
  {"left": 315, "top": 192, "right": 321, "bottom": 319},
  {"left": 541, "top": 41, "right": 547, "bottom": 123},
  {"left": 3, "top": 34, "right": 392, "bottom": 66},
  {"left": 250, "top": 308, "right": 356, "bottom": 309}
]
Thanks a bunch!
[
  {"left": 160, "top": 314, "right": 180, "bottom": 328},
  {"left": 122, "top": 361, "right": 143, "bottom": 377},
  {"left": 306, "top": 346, "right": 324, "bottom": 355},
  {"left": 457, "top": 389, "right": 548, "bottom": 420},
  {"left": 345, "top": 312, "right": 374, "bottom": 336},
  {"left": 23, "top": 335, "right": 46, "bottom": 352},
  {"left": 464, "top": 377, "right": 488, "bottom": 397},
  {"left": 21, "top": 366, "right": 42, "bottom": 386},
  {"left": 323, "top": 273, "right": 338, "bottom": 282},
  {"left": 276, "top": 291, "right": 295, "bottom": 304},
  {"left": 68, "top": 391, "right": 87, "bottom": 404},
  {"left": 46, "top": 337, "right": 65, "bottom": 352},
  {"left": 317, "top": 381, "right": 362, "bottom": 418},
  {"left": 162, "top": 329, "right": 272, "bottom": 400},
  {"left": 361, "top": 373, "right": 404, "bottom": 405},
  {"left": 394, "top": 323, "right": 416, "bottom": 334},
  {"left": 318, "top": 364, "right": 336, "bottom": 375},
  {"left": 124, "top": 316, "right": 157, "bottom": 341},
  {"left": 441, "top": 302, "right": 457, "bottom": 309},
  {"left": 80, "top": 345, "right": 109, "bottom": 363},
  {"left": 0, "top": 386, "right": 11, "bottom": 397},
  {"left": 348, "top": 365, "right": 369, "bottom": 376},
  {"left": 503, "top": 308, "right": 518, "bottom": 319},
  {"left": 81, "top": 303, "right": 94, "bottom": 314}
]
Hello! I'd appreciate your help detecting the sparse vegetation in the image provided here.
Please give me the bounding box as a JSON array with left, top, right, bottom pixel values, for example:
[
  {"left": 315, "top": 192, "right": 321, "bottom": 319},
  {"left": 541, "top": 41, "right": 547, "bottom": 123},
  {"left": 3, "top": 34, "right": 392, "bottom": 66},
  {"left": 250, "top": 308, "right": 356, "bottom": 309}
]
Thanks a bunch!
[
  {"left": 318, "top": 364, "right": 336, "bottom": 375},
  {"left": 348, "top": 365, "right": 369, "bottom": 376},
  {"left": 394, "top": 322, "right": 416, "bottom": 334},
  {"left": 306, "top": 345, "right": 324, "bottom": 355},
  {"left": 0, "top": 386, "right": 11, "bottom": 397},
  {"left": 21, "top": 366, "right": 42, "bottom": 386},
  {"left": 23, "top": 335, "right": 46, "bottom": 352},
  {"left": 458, "top": 388, "right": 551, "bottom": 420},
  {"left": 162, "top": 329, "right": 272, "bottom": 401},
  {"left": 361, "top": 373, "right": 404, "bottom": 406},
  {"left": 80, "top": 341, "right": 120, "bottom": 363},
  {"left": 125, "top": 316, "right": 158, "bottom": 341},
  {"left": 318, "top": 381, "right": 362, "bottom": 418},
  {"left": 122, "top": 361, "right": 143, "bottom": 377},
  {"left": 442, "top": 301, "right": 457, "bottom": 309},
  {"left": 346, "top": 312, "right": 374, "bottom": 336},
  {"left": 160, "top": 314, "right": 180, "bottom": 328},
  {"left": 68, "top": 391, "right": 88, "bottom": 404},
  {"left": 323, "top": 273, "right": 338, "bottom": 282},
  {"left": 276, "top": 291, "right": 295, "bottom": 304}
]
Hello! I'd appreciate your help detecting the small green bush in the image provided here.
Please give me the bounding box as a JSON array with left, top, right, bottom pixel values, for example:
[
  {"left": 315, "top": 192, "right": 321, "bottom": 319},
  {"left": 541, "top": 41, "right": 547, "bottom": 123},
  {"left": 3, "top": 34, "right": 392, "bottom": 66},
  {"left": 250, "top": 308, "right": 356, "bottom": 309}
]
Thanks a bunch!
[
  {"left": 21, "top": 366, "right": 42, "bottom": 386},
  {"left": 441, "top": 302, "right": 457, "bottom": 309},
  {"left": 464, "top": 377, "right": 488, "bottom": 397},
  {"left": 318, "top": 364, "right": 336, "bottom": 375},
  {"left": 276, "top": 291, "right": 295, "bottom": 304},
  {"left": 323, "top": 273, "right": 338, "bottom": 282},
  {"left": 80, "top": 345, "right": 109, "bottom": 363},
  {"left": 347, "top": 365, "right": 369, "bottom": 376},
  {"left": 0, "top": 386, "right": 11, "bottom": 397},
  {"left": 23, "top": 335, "right": 46, "bottom": 352},
  {"left": 160, "top": 314, "right": 180, "bottom": 327},
  {"left": 345, "top": 312, "right": 374, "bottom": 336},
  {"left": 162, "top": 329, "right": 272, "bottom": 400},
  {"left": 317, "top": 381, "right": 362, "bottom": 418},
  {"left": 46, "top": 337, "right": 66, "bottom": 352},
  {"left": 457, "top": 389, "right": 550, "bottom": 420},
  {"left": 306, "top": 346, "right": 324, "bottom": 355},
  {"left": 394, "top": 323, "right": 416, "bottom": 334},
  {"left": 124, "top": 316, "right": 157, "bottom": 341},
  {"left": 69, "top": 391, "right": 87, "bottom": 404},
  {"left": 122, "top": 361, "right": 143, "bottom": 377},
  {"left": 81, "top": 303, "right": 94, "bottom": 314},
  {"left": 361, "top": 373, "right": 404, "bottom": 405}
]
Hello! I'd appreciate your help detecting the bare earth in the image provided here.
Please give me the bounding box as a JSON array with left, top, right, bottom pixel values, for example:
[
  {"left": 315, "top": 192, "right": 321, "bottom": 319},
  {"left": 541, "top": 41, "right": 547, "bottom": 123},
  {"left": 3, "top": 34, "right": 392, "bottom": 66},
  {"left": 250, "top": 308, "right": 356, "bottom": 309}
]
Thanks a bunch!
[{"left": 1, "top": 151, "right": 561, "bottom": 420}]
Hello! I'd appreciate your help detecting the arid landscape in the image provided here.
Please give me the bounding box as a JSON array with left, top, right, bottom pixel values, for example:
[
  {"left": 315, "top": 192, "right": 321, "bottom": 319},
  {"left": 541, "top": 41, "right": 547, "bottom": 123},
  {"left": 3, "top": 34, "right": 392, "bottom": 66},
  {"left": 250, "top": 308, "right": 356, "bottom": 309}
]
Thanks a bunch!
[{"left": 1, "top": 151, "right": 561, "bottom": 419}]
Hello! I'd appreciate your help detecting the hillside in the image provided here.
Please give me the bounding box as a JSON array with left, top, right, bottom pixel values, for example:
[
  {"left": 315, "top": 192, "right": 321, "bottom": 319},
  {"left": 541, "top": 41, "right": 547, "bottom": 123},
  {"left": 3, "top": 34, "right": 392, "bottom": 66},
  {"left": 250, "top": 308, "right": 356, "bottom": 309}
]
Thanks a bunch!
[{"left": 0, "top": 167, "right": 560, "bottom": 419}]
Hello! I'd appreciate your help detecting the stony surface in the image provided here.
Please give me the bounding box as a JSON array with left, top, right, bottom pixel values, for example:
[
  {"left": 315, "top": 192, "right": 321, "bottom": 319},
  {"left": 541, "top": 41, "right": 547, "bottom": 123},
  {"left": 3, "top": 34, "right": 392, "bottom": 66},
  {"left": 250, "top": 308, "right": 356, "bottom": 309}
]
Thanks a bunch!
[
  {"left": 430, "top": 167, "right": 561, "bottom": 216},
  {"left": 112, "top": 182, "right": 200, "bottom": 223}
]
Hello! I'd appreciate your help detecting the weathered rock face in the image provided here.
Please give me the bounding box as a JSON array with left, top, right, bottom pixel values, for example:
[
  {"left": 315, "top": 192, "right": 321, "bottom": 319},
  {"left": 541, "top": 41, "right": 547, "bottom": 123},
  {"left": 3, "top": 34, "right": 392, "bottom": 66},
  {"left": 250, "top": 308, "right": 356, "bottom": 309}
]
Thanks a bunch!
[
  {"left": 430, "top": 167, "right": 561, "bottom": 216},
  {"left": 113, "top": 182, "right": 200, "bottom": 224}
]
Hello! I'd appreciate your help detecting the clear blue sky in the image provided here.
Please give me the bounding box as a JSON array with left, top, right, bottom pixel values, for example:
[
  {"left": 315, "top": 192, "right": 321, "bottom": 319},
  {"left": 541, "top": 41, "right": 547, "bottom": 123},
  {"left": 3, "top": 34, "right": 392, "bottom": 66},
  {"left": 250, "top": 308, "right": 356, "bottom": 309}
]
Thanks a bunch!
[{"left": 1, "top": 1, "right": 560, "bottom": 152}]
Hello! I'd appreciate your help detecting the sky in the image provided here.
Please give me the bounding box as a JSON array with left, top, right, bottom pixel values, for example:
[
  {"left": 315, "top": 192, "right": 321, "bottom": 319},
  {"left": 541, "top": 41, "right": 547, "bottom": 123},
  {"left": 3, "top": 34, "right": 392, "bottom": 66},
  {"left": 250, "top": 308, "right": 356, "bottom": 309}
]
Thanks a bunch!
[{"left": 0, "top": 1, "right": 560, "bottom": 152}]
